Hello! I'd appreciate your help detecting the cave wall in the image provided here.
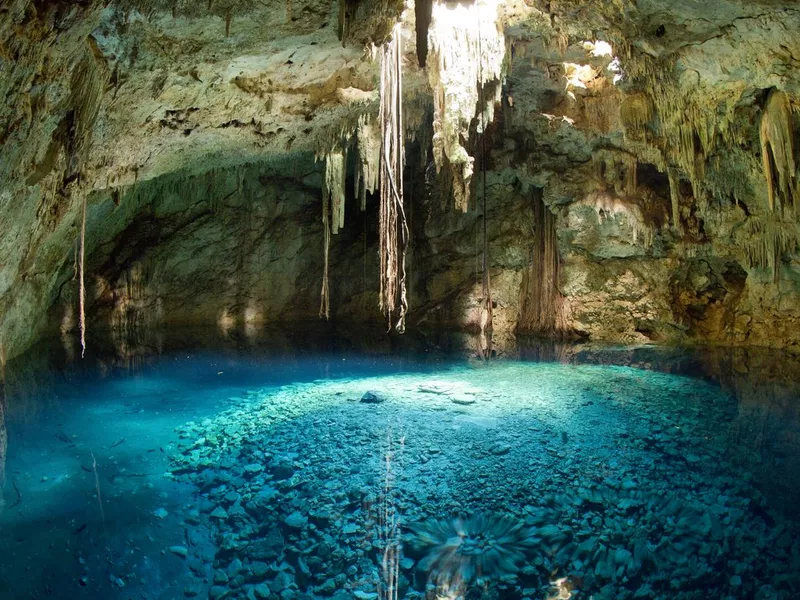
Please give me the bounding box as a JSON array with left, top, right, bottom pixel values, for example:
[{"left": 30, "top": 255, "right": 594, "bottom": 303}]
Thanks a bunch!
[{"left": 2, "top": 0, "right": 800, "bottom": 359}]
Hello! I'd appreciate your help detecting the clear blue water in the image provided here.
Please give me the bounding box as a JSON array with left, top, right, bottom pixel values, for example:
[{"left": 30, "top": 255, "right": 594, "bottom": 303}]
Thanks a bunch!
[{"left": 1, "top": 329, "right": 799, "bottom": 600}]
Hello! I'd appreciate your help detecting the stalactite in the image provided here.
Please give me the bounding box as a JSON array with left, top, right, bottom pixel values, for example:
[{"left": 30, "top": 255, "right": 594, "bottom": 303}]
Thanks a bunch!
[
  {"left": 319, "top": 185, "right": 331, "bottom": 320},
  {"left": 593, "top": 150, "right": 637, "bottom": 198},
  {"left": 760, "top": 89, "right": 797, "bottom": 213},
  {"left": 69, "top": 49, "right": 104, "bottom": 161},
  {"left": 518, "top": 191, "right": 567, "bottom": 334},
  {"left": 427, "top": 0, "right": 505, "bottom": 212},
  {"left": 355, "top": 115, "right": 380, "bottom": 211},
  {"left": 323, "top": 149, "right": 347, "bottom": 234},
  {"left": 623, "top": 51, "right": 797, "bottom": 281},
  {"left": 378, "top": 26, "right": 408, "bottom": 333},
  {"left": 580, "top": 191, "right": 656, "bottom": 248},
  {"left": 668, "top": 168, "right": 682, "bottom": 233},
  {"left": 619, "top": 92, "right": 654, "bottom": 141},
  {"left": 79, "top": 194, "right": 87, "bottom": 358},
  {"left": 738, "top": 213, "right": 799, "bottom": 281}
]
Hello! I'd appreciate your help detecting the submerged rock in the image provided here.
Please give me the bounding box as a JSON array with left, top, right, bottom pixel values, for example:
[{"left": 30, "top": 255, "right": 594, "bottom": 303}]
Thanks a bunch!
[
  {"left": 210, "top": 506, "right": 229, "bottom": 520},
  {"left": 168, "top": 545, "right": 189, "bottom": 558},
  {"left": 284, "top": 511, "right": 308, "bottom": 530},
  {"left": 490, "top": 443, "right": 512, "bottom": 456},
  {"left": 360, "top": 391, "right": 386, "bottom": 404},
  {"left": 244, "top": 463, "right": 264, "bottom": 476}
]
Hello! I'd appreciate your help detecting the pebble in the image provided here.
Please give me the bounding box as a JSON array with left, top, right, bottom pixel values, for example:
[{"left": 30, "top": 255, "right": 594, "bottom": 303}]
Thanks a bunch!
[
  {"left": 490, "top": 443, "right": 512, "bottom": 455},
  {"left": 209, "top": 586, "right": 228, "bottom": 600},
  {"left": 451, "top": 396, "right": 476, "bottom": 405},
  {"left": 251, "top": 561, "right": 269, "bottom": 579},
  {"left": 284, "top": 511, "right": 308, "bottom": 529},
  {"left": 360, "top": 391, "right": 386, "bottom": 404},
  {"left": 210, "top": 506, "right": 229, "bottom": 520},
  {"left": 244, "top": 463, "right": 264, "bottom": 475},
  {"left": 153, "top": 508, "right": 169, "bottom": 519},
  {"left": 168, "top": 546, "right": 188, "bottom": 558}
]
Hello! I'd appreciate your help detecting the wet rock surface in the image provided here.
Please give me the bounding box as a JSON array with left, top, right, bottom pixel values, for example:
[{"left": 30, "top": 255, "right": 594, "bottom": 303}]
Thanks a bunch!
[{"left": 2, "top": 1, "right": 800, "bottom": 360}]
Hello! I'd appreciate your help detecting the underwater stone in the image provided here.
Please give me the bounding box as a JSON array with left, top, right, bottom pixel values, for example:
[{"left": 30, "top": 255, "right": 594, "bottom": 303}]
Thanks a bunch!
[
  {"left": 210, "top": 506, "right": 229, "bottom": 520},
  {"left": 224, "top": 491, "right": 242, "bottom": 504},
  {"left": 490, "top": 443, "right": 512, "bottom": 455},
  {"left": 209, "top": 585, "right": 228, "bottom": 600},
  {"left": 227, "top": 558, "right": 244, "bottom": 577},
  {"left": 251, "top": 561, "right": 269, "bottom": 579},
  {"left": 273, "top": 571, "right": 295, "bottom": 591},
  {"left": 168, "top": 545, "right": 189, "bottom": 558},
  {"left": 316, "top": 579, "right": 337, "bottom": 594},
  {"left": 254, "top": 583, "right": 271, "bottom": 599},
  {"left": 284, "top": 511, "right": 308, "bottom": 529},
  {"left": 353, "top": 591, "right": 378, "bottom": 600},
  {"left": 213, "top": 570, "right": 229, "bottom": 585},
  {"left": 342, "top": 522, "right": 359, "bottom": 534},
  {"left": 244, "top": 464, "right": 264, "bottom": 476},
  {"left": 451, "top": 397, "right": 476, "bottom": 405},
  {"left": 360, "top": 391, "right": 386, "bottom": 404},
  {"left": 247, "top": 529, "right": 285, "bottom": 560},
  {"left": 309, "top": 507, "right": 332, "bottom": 526},
  {"left": 272, "top": 462, "right": 296, "bottom": 480}
]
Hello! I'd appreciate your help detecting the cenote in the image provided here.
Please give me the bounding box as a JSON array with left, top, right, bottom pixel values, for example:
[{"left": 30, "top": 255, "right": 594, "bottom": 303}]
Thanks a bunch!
[
  {"left": 1, "top": 330, "right": 799, "bottom": 600},
  {"left": 3, "top": 1, "right": 800, "bottom": 599}
]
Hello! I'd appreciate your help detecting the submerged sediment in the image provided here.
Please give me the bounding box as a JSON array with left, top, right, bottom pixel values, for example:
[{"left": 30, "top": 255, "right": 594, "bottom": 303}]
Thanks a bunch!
[{"left": 167, "top": 364, "right": 800, "bottom": 599}]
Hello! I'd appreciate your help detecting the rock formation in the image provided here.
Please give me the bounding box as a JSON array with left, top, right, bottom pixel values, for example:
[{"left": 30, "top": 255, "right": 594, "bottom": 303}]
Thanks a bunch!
[{"left": 1, "top": 0, "right": 799, "bottom": 359}]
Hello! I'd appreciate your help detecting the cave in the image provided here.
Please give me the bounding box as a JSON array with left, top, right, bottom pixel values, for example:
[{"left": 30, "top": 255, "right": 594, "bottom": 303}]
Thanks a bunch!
[{"left": 2, "top": 1, "right": 800, "bottom": 598}]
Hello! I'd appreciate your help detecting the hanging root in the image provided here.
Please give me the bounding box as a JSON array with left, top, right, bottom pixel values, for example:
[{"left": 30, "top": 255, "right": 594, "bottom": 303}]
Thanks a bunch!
[
  {"left": 79, "top": 194, "right": 87, "bottom": 358},
  {"left": 379, "top": 26, "right": 409, "bottom": 333},
  {"left": 478, "top": 6, "right": 492, "bottom": 335},
  {"left": 378, "top": 428, "right": 403, "bottom": 600},
  {"left": 518, "top": 191, "right": 569, "bottom": 334},
  {"left": 320, "top": 174, "right": 331, "bottom": 320}
]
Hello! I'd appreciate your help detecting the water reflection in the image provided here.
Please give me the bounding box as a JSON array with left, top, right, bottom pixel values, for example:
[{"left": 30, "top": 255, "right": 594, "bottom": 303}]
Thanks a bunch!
[{"left": 0, "top": 349, "right": 6, "bottom": 513}]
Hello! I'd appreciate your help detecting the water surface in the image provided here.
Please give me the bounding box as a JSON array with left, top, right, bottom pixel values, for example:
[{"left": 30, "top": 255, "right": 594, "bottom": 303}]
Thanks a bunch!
[{"left": 1, "top": 328, "right": 799, "bottom": 599}]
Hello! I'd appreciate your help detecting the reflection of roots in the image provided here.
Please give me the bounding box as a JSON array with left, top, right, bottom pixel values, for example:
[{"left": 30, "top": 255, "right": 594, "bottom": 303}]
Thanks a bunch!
[
  {"left": 1, "top": 363, "right": 6, "bottom": 513},
  {"left": 411, "top": 514, "right": 538, "bottom": 592},
  {"left": 379, "top": 429, "right": 404, "bottom": 600}
]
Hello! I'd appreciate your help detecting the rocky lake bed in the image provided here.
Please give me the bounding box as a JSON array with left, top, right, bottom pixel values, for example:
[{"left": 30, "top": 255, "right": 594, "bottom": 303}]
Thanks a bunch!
[{"left": 160, "top": 363, "right": 800, "bottom": 600}]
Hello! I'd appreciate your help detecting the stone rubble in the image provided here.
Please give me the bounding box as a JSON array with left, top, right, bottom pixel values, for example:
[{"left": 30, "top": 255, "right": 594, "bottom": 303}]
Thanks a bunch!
[{"left": 165, "top": 364, "right": 800, "bottom": 599}]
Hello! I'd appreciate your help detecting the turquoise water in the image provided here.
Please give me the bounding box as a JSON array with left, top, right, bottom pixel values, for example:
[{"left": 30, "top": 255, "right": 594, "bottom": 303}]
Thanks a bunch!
[{"left": 1, "top": 330, "right": 799, "bottom": 599}]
